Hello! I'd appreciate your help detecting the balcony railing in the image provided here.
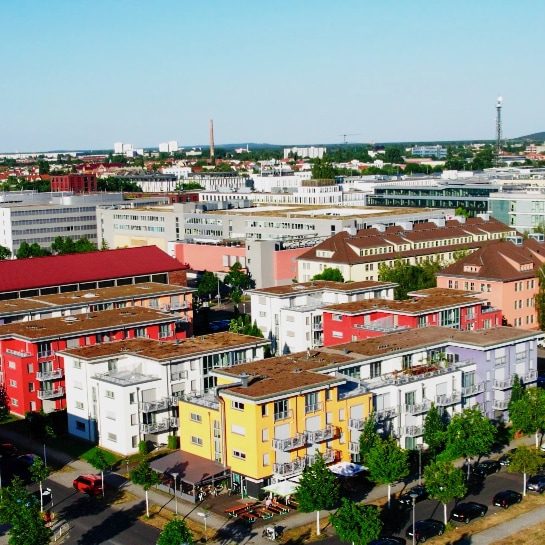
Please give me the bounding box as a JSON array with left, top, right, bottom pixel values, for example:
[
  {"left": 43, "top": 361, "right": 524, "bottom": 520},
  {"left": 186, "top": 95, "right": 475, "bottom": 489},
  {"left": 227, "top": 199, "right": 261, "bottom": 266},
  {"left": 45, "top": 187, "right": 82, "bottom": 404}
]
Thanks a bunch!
[
  {"left": 312, "top": 322, "right": 323, "bottom": 332},
  {"left": 308, "top": 425, "right": 336, "bottom": 443},
  {"left": 37, "top": 351, "right": 53, "bottom": 359},
  {"left": 169, "top": 417, "right": 179, "bottom": 428},
  {"left": 273, "top": 457, "right": 306, "bottom": 477},
  {"left": 307, "top": 448, "right": 336, "bottom": 465},
  {"left": 493, "top": 399, "right": 510, "bottom": 411},
  {"left": 37, "top": 387, "right": 64, "bottom": 400},
  {"left": 141, "top": 420, "right": 170, "bottom": 434},
  {"left": 376, "top": 406, "right": 399, "bottom": 419},
  {"left": 141, "top": 398, "right": 172, "bottom": 412},
  {"left": 272, "top": 433, "right": 307, "bottom": 452},
  {"left": 348, "top": 417, "right": 365, "bottom": 430},
  {"left": 36, "top": 369, "right": 63, "bottom": 381},
  {"left": 494, "top": 378, "right": 514, "bottom": 390},
  {"left": 5, "top": 348, "right": 31, "bottom": 358},
  {"left": 436, "top": 393, "right": 461, "bottom": 406},
  {"left": 304, "top": 402, "right": 323, "bottom": 415},
  {"left": 274, "top": 410, "right": 293, "bottom": 422},
  {"left": 404, "top": 401, "right": 430, "bottom": 415},
  {"left": 404, "top": 425, "right": 423, "bottom": 437},
  {"left": 525, "top": 370, "right": 538, "bottom": 383},
  {"left": 462, "top": 382, "right": 485, "bottom": 396},
  {"left": 185, "top": 393, "right": 219, "bottom": 410}
]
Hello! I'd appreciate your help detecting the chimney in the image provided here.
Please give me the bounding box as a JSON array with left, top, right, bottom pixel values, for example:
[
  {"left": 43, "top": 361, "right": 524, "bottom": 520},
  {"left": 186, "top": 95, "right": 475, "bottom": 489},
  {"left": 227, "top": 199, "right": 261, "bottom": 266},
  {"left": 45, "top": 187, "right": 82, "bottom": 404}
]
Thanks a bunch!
[{"left": 239, "top": 373, "right": 250, "bottom": 387}]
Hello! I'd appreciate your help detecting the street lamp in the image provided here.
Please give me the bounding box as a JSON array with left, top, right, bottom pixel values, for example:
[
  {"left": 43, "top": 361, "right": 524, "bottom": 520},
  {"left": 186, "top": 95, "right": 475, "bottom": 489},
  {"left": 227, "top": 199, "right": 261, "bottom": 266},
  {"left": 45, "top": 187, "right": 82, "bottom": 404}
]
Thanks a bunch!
[
  {"left": 198, "top": 511, "right": 210, "bottom": 542},
  {"left": 171, "top": 472, "right": 179, "bottom": 516},
  {"left": 410, "top": 492, "right": 419, "bottom": 545}
]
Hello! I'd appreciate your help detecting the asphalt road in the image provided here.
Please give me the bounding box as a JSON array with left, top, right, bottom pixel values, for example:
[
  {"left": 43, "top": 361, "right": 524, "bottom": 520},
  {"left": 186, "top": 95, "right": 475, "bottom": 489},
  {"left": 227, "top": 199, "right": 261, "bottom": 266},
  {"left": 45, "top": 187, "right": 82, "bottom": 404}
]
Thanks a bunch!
[{"left": 321, "top": 464, "right": 530, "bottom": 544}]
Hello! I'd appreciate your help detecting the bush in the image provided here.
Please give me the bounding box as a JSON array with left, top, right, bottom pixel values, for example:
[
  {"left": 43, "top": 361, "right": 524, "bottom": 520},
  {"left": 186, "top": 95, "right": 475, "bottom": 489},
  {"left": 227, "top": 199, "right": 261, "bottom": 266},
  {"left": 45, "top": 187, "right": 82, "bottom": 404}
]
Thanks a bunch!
[
  {"left": 139, "top": 440, "right": 150, "bottom": 455},
  {"left": 167, "top": 435, "right": 178, "bottom": 450}
]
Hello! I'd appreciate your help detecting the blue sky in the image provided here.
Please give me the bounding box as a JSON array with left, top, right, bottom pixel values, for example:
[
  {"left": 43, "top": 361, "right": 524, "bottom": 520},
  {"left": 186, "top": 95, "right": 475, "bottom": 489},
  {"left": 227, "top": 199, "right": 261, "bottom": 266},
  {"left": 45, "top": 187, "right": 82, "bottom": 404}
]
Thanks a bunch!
[{"left": 1, "top": 0, "right": 544, "bottom": 151}]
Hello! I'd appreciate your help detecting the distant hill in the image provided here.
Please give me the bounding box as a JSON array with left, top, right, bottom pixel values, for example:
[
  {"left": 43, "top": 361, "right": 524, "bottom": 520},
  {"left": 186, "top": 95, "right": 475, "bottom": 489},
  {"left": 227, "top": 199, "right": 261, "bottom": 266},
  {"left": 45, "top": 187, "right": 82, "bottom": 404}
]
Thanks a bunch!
[{"left": 511, "top": 131, "right": 545, "bottom": 142}]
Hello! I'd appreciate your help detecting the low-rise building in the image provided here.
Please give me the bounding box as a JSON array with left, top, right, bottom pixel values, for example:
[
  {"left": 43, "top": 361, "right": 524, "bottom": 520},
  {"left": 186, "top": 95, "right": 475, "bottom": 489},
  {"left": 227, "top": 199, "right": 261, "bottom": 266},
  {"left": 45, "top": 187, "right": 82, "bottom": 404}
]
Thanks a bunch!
[
  {"left": 179, "top": 326, "right": 541, "bottom": 497},
  {"left": 437, "top": 239, "right": 545, "bottom": 329},
  {"left": 59, "top": 333, "right": 268, "bottom": 455},
  {"left": 50, "top": 173, "right": 97, "bottom": 193},
  {"left": 250, "top": 280, "right": 396, "bottom": 354}
]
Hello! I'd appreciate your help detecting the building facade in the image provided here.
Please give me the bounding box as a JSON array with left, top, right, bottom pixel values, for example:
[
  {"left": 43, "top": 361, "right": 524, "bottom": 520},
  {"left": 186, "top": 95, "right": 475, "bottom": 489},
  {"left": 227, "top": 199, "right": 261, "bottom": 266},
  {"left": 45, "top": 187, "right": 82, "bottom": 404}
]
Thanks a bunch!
[{"left": 50, "top": 174, "right": 97, "bottom": 193}]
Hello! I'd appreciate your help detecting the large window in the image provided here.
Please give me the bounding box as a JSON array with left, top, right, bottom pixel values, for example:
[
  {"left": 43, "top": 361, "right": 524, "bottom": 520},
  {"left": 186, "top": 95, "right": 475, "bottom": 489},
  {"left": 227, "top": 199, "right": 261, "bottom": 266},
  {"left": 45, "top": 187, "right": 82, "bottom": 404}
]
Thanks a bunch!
[{"left": 274, "top": 399, "right": 289, "bottom": 421}]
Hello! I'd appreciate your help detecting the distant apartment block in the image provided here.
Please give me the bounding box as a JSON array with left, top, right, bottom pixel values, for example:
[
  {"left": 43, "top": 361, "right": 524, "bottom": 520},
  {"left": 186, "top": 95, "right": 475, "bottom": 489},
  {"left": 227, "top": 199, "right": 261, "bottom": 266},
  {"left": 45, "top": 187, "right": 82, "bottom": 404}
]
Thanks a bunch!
[
  {"left": 297, "top": 216, "right": 514, "bottom": 282},
  {"left": 159, "top": 141, "right": 179, "bottom": 153},
  {"left": 410, "top": 145, "right": 447, "bottom": 159},
  {"left": 283, "top": 146, "right": 326, "bottom": 159}
]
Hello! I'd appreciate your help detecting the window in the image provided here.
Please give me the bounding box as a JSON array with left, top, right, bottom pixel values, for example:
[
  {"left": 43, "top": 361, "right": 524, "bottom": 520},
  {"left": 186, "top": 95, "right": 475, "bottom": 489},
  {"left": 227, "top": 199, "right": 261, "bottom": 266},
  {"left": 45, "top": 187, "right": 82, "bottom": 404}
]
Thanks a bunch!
[
  {"left": 332, "top": 331, "right": 343, "bottom": 338},
  {"left": 159, "top": 324, "right": 170, "bottom": 338},
  {"left": 106, "top": 411, "right": 116, "bottom": 420},
  {"left": 263, "top": 453, "right": 270, "bottom": 466},
  {"left": 28, "top": 382, "right": 34, "bottom": 392},
  {"left": 8, "top": 361, "right": 15, "bottom": 370},
  {"left": 9, "top": 379, "right": 16, "bottom": 387},
  {"left": 231, "top": 401, "right": 245, "bottom": 411},
  {"left": 130, "top": 414, "right": 137, "bottom": 426},
  {"left": 262, "top": 428, "right": 269, "bottom": 442},
  {"left": 305, "top": 392, "right": 319, "bottom": 413},
  {"left": 232, "top": 450, "right": 246, "bottom": 460},
  {"left": 339, "top": 408, "right": 345, "bottom": 421},
  {"left": 108, "top": 359, "right": 117, "bottom": 372},
  {"left": 191, "top": 436, "right": 203, "bottom": 446},
  {"left": 129, "top": 392, "right": 136, "bottom": 404},
  {"left": 132, "top": 436, "right": 138, "bottom": 448},
  {"left": 107, "top": 433, "right": 117, "bottom": 443},
  {"left": 27, "top": 364, "right": 34, "bottom": 373},
  {"left": 261, "top": 404, "right": 268, "bottom": 417},
  {"left": 370, "top": 361, "right": 382, "bottom": 378},
  {"left": 75, "top": 401, "right": 84, "bottom": 410},
  {"left": 190, "top": 413, "right": 202, "bottom": 423},
  {"left": 74, "top": 360, "right": 81, "bottom": 369},
  {"left": 274, "top": 399, "right": 289, "bottom": 420},
  {"left": 231, "top": 424, "right": 246, "bottom": 436},
  {"left": 11, "top": 398, "right": 18, "bottom": 407},
  {"left": 105, "top": 390, "right": 115, "bottom": 399},
  {"left": 76, "top": 421, "right": 86, "bottom": 432},
  {"left": 325, "top": 389, "right": 332, "bottom": 401},
  {"left": 135, "top": 327, "right": 146, "bottom": 338}
]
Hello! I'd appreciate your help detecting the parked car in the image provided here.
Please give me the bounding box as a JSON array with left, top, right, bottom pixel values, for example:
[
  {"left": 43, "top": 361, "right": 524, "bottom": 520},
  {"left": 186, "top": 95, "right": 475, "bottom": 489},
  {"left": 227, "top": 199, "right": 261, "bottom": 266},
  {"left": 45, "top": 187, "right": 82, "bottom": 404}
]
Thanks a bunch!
[
  {"left": 473, "top": 460, "right": 501, "bottom": 477},
  {"left": 406, "top": 519, "right": 445, "bottom": 542},
  {"left": 450, "top": 502, "right": 488, "bottom": 523},
  {"left": 16, "top": 453, "right": 40, "bottom": 467},
  {"left": 527, "top": 475, "right": 545, "bottom": 493},
  {"left": 398, "top": 485, "right": 428, "bottom": 507},
  {"left": 493, "top": 490, "right": 522, "bottom": 508},
  {"left": 536, "top": 374, "right": 545, "bottom": 388},
  {"left": 499, "top": 449, "right": 517, "bottom": 466},
  {"left": 465, "top": 472, "right": 485, "bottom": 494},
  {"left": 73, "top": 474, "right": 103, "bottom": 496},
  {"left": 0, "top": 443, "right": 18, "bottom": 457},
  {"left": 209, "top": 319, "right": 231, "bottom": 332},
  {"left": 370, "top": 538, "right": 406, "bottom": 545}
]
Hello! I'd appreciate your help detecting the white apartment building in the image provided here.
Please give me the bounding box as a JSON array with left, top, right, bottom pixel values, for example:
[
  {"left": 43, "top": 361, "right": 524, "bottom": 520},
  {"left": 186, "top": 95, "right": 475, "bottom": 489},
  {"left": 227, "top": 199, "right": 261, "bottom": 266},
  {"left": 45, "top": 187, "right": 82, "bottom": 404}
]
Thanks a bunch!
[
  {"left": 283, "top": 146, "right": 327, "bottom": 159},
  {"left": 252, "top": 172, "right": 312, "bottom": 193},
  {"left": 61, "top": 333, "right": 269, "bottom": 455},
  {"left": 159, "top": 141, "right": 179, "bottom": 153},
  {"left": 250, "top": 280, "right": 396, "bottom": 355},
  {"left": 162, "top": 165, "right": 192, "bottom": 179}
]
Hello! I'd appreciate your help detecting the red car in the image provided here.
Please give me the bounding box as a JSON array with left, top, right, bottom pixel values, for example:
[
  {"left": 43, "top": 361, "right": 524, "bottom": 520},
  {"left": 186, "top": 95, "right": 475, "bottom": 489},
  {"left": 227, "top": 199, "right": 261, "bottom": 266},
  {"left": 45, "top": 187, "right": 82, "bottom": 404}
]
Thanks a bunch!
[{"left": 73, "top": 474, "right": 103, "bottom": 496}]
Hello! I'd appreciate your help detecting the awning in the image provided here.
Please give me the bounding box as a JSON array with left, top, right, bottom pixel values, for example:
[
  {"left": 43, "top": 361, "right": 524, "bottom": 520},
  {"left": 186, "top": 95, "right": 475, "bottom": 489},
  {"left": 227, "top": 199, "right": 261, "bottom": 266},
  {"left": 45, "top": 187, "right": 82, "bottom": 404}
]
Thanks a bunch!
[
  {"left": 328, "top": 461, "right": 367, "bottom": 477},
  {"left": 150, "top": 450, "right": 229, "bottom": 485},
  {"left": 263, "top": 480, "right": 299, "bottom": 497}
]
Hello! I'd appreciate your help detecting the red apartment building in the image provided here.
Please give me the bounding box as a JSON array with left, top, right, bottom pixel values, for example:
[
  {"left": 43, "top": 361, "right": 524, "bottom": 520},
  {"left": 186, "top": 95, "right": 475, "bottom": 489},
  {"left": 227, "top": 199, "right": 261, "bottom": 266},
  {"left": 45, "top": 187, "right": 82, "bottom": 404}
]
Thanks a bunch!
[
  {"left": 0, "top": 307, "right": 184, "bottom": 416},
  {"left": 322, "top": 289, "right": 502, "bottom": 346},
  {"left": 51, "top": 173, "right": 97, "bottom": 193}
]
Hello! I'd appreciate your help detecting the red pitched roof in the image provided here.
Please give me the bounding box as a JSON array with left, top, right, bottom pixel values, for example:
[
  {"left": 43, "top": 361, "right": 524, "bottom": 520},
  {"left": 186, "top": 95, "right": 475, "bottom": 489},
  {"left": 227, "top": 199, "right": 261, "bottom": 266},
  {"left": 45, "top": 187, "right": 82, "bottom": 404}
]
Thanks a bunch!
[{"left": 0, "top": 246, "right": 184, "bottom": 293}]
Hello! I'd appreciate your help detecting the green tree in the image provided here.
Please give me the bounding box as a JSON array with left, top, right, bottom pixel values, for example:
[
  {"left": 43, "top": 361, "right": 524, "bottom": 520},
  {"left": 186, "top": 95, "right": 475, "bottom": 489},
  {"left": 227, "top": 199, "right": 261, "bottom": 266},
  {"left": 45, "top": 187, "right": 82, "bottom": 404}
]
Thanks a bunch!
[
  {"left": 311, "top": 158, "right": 336, "bottom": 179},
  {"left": 378, "top": 259, "right": 441, "bottom": 300},
  {"left": 424, "top": 460, "right": 467, "bottom": 524},
  {"left": 130, "top": 458, "right": 161, "bottom": 517},
  {"left": 445, "top": 408, "right": 496, "bottom": 471},
  {"left": 157, "top": 517, "right": 194, "bottom": 545},
  {"left": 197, "top": 271, "right": 220, "bottom": 300},
  {"left": 0, "top": 245, "right": 11, "bottom": 260},
  {"left": 224, "top": 262, "right": 254, "bottom": 306},
  {"left": 508, "top": 446, "right": 544, "bottom": 496},
  {"left": 509, "top": 387, "right": 545, "bottom": 449},
  {"left": 0, "top": 384, "right": 10, "bottom": 421},
  {"left": 367, "top": 437, "right": 409, "bottom": 508},
  {"left": 16, "top": 242, "right": 51, "bottom": 259},
  {"left": 330, "top": 498, "right": 382, "bottom": 545},
  {"left": 295, "top": 453, "right": 340, "bottom": 536},
  {"left": 358, "top": 412, "right": 379, "bottom": 465},
  {"left": 455, "top": 206, "right": 471, "bottom": 219},
  {"left": 0, "top": 476, "right": 52, "bottom": 545},
  {"left": 228, "top": 315, "right": 264, "bottom": 337},
  {"left": 176, "top": 182, "right": 204, "bottom": 191},
  {"left": 30, "top": 457, "right": 51, "bottom": 512},
  {"left": 311, "top": 267, "right": 344, "bottom": 282},
  {"left": 383, "top": 146, "right": 405, "bottom": 164},
  {"left": 423, "top": 404, "right": 448, "bottom": 456},
  {"left": 508, "top": 374, "right": 525, "bottom": 413},
  {"left": 86, "top": 448, "right": 111, "bottom": 498}
]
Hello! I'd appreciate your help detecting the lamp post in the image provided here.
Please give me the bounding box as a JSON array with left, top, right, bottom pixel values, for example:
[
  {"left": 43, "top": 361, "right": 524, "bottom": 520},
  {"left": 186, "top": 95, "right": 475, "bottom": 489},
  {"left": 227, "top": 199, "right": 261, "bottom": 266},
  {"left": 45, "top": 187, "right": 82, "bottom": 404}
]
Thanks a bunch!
[
  {"left": 171, "top": 472, "right": 179, "bottom": 516},
  {"left": 410, "top": 492, "right": 419, "bottom": 545},
  {"left": 198, "top": 511, "right": 209, "bottom": 542}
]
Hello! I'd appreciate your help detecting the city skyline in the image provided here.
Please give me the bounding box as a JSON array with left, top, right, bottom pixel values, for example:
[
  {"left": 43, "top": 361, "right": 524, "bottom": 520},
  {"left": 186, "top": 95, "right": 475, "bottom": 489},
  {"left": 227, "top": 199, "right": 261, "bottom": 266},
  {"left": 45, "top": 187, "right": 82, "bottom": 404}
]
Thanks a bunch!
[{"left": 1, "top": 0, "right": 544, "bottom": 152}]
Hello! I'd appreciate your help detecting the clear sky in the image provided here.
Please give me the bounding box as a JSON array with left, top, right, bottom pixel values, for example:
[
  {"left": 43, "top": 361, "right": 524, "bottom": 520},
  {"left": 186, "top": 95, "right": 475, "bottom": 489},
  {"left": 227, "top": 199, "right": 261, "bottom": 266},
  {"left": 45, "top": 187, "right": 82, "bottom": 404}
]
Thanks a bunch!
[{"left": 1, "top": 0, "right": 544, "bottom": 151}]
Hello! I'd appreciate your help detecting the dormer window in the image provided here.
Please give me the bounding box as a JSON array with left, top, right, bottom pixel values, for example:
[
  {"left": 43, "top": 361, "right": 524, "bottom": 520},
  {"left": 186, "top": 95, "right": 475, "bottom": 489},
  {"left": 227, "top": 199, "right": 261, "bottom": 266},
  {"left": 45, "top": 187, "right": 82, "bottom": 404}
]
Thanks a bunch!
[
  {"left": 463, "top": 265, "right": 480, "bottom": 273},
  {"left": 316, "top": 250, "right": 334, "bottom": 258}
]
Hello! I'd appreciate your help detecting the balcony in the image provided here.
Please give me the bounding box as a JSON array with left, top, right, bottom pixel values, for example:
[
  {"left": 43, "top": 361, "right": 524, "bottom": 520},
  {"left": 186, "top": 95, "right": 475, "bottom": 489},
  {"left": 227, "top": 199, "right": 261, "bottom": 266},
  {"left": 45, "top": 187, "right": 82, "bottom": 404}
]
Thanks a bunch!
[
  {"left": 141, "top": 398, "right": 172, "bottom": 412},
  {"left": 272, "top": 433, "right": 307, "bottom": 452},
  {"left": 481, "top": 306, "right": 499, "bottom": 314},
  {"left": 404, "top": 401, "right": 430, "bottom": 415},
  {"left": 308, "top": 425, "right": 336, "bottom": 443},
  {"left": 304, "top": 402, "right": 323, "bottom": 415},
  {"left": 462, "top": 382, "right": 485, "bottom": 396},
  {"left": 436, "top": 393, "right": 461, "bottom": 406},
  {"left": 404, "top": 425, "right": 423, "bottom": 437},
  {"left": 36, "top": 369, "right": 63, "bottom": 381},
  {"left": 37, "top": 351, "right": 53, "bottom": 359},
  {"left": 5, "top": 348, "right": 32, "bottom": 358},
  {"left": 354, "top": 323, "right": 410, "bottom": 334},
  {"left": 348, "top": 441, "right": 360, "bottom": 454},
  {"left": 274, "top": 410, "right": 293, "bottom": 422},
  {"left": 376, "top": 406, "right": 399, "bottom": 419},
  {"left": 525, "top": 370, "right": 538, "bottom": 383},
  {"left": 273, "top": 457, "right": 306, "bottom": 477},
  {"left": 494, "top": 378, "right": 514, "bottom": 390},
  {"left": 141, "top": 420, "right": 170, "bottom": 434},
  {"left": 348, "top": 417, "right": 365, "bottom": 430},
  {"left": 493, "top": 399, "right": 510, "bottom": 411},
  {"left": 37, "top": 387, "right": 65, "bottom": 400},
  {"left": 307, "top": 448, "right": 336, "bottom": 465},
  {"left": 185, "top": 393, "right": 219, "bottom": 410},
  {"left": 312, "top": 321, "right": 323, "bottom": 332},
  {"left": 169, "top": 417, "right": 179, "bottom": 428}
]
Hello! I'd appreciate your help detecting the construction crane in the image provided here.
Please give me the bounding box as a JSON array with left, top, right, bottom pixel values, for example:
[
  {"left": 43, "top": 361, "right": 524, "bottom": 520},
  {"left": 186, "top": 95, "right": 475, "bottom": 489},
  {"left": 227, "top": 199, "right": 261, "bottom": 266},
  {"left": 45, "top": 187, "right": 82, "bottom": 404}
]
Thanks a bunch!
[{"left": 339, "top": 133, "right": 361, "bottom": 144}]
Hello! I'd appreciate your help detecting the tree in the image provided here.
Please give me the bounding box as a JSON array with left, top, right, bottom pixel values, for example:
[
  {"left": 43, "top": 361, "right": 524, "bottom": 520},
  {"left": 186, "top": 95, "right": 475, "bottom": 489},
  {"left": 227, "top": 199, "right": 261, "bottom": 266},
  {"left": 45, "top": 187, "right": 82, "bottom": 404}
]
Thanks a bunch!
[
  {"left": 378, "top": 259, "right": 441, "bottom": 300},
  {"left": 176, "top": 181, "right": 204, "bottom": 191},
  {"left": 311, "top": 267, "right": 344, "bottom": 282},
  {"left": 330, "top": 498, "right": 382, "bottom": 545},
  {"left": 197, "top": 271, "right": 220, "bottom": 300},
  {"left": 0, "top": 476, "right": 52, "bottom": 545},
  {"left": 224, "top": 262, "right": 254, "bottom": 306},
  {"left": 0, "top": 245, "right": 11, "bottom": 260},
  {"left": 295, "top": 453, "right": 340, "bottom": 536},
  {"left": 228, "top": 315, "right": 263, "bottom": 337},
  {"left": 311, "top": 158, "right": 336, "bottom": 179},
  {"left": 157, "top": 517, "right": 194, "bottom": 545},
  {"left": 508, "top": 374, "right": 525, "bottom": 413},
  {"left": 367, "top": 437, "right": 409, "bottom": 508},
  {"left": 445, "top": 408, "right": 496, "bottom": 472},
  {"left": 424, "top": 461, "right": 467, "bottom": 524},
  {"left": 423, "top": 404, "right": 448, "bottom": 456},
  {"left": 509, "top": 387, "right": 545, "bottom": 449},
  {"left": 30, "top": 457, "right": 51, "bottom": 512},
  {"left": 0, "top": 384, "right": 10, "bottom": 421},
  {"left": 52, "top": 236, "right": 96, "bottom": 255},
  {"left": 358, "top": 412, "right": 379, "bottom": 465},
  {"left": 86, "top": 448, "right": 111, "bottom": 498},
  {"left": 16, "top": 242, "right": 51, "bottom": 259},
  {"left": 508, "top": 446, "right": 544, "bottom": 496},
  {"left": 383, "top": 146, "right": 405, "bottom": 164},
  {"left": 130, "top": 458, "right": 160, "bottom": 517}
]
